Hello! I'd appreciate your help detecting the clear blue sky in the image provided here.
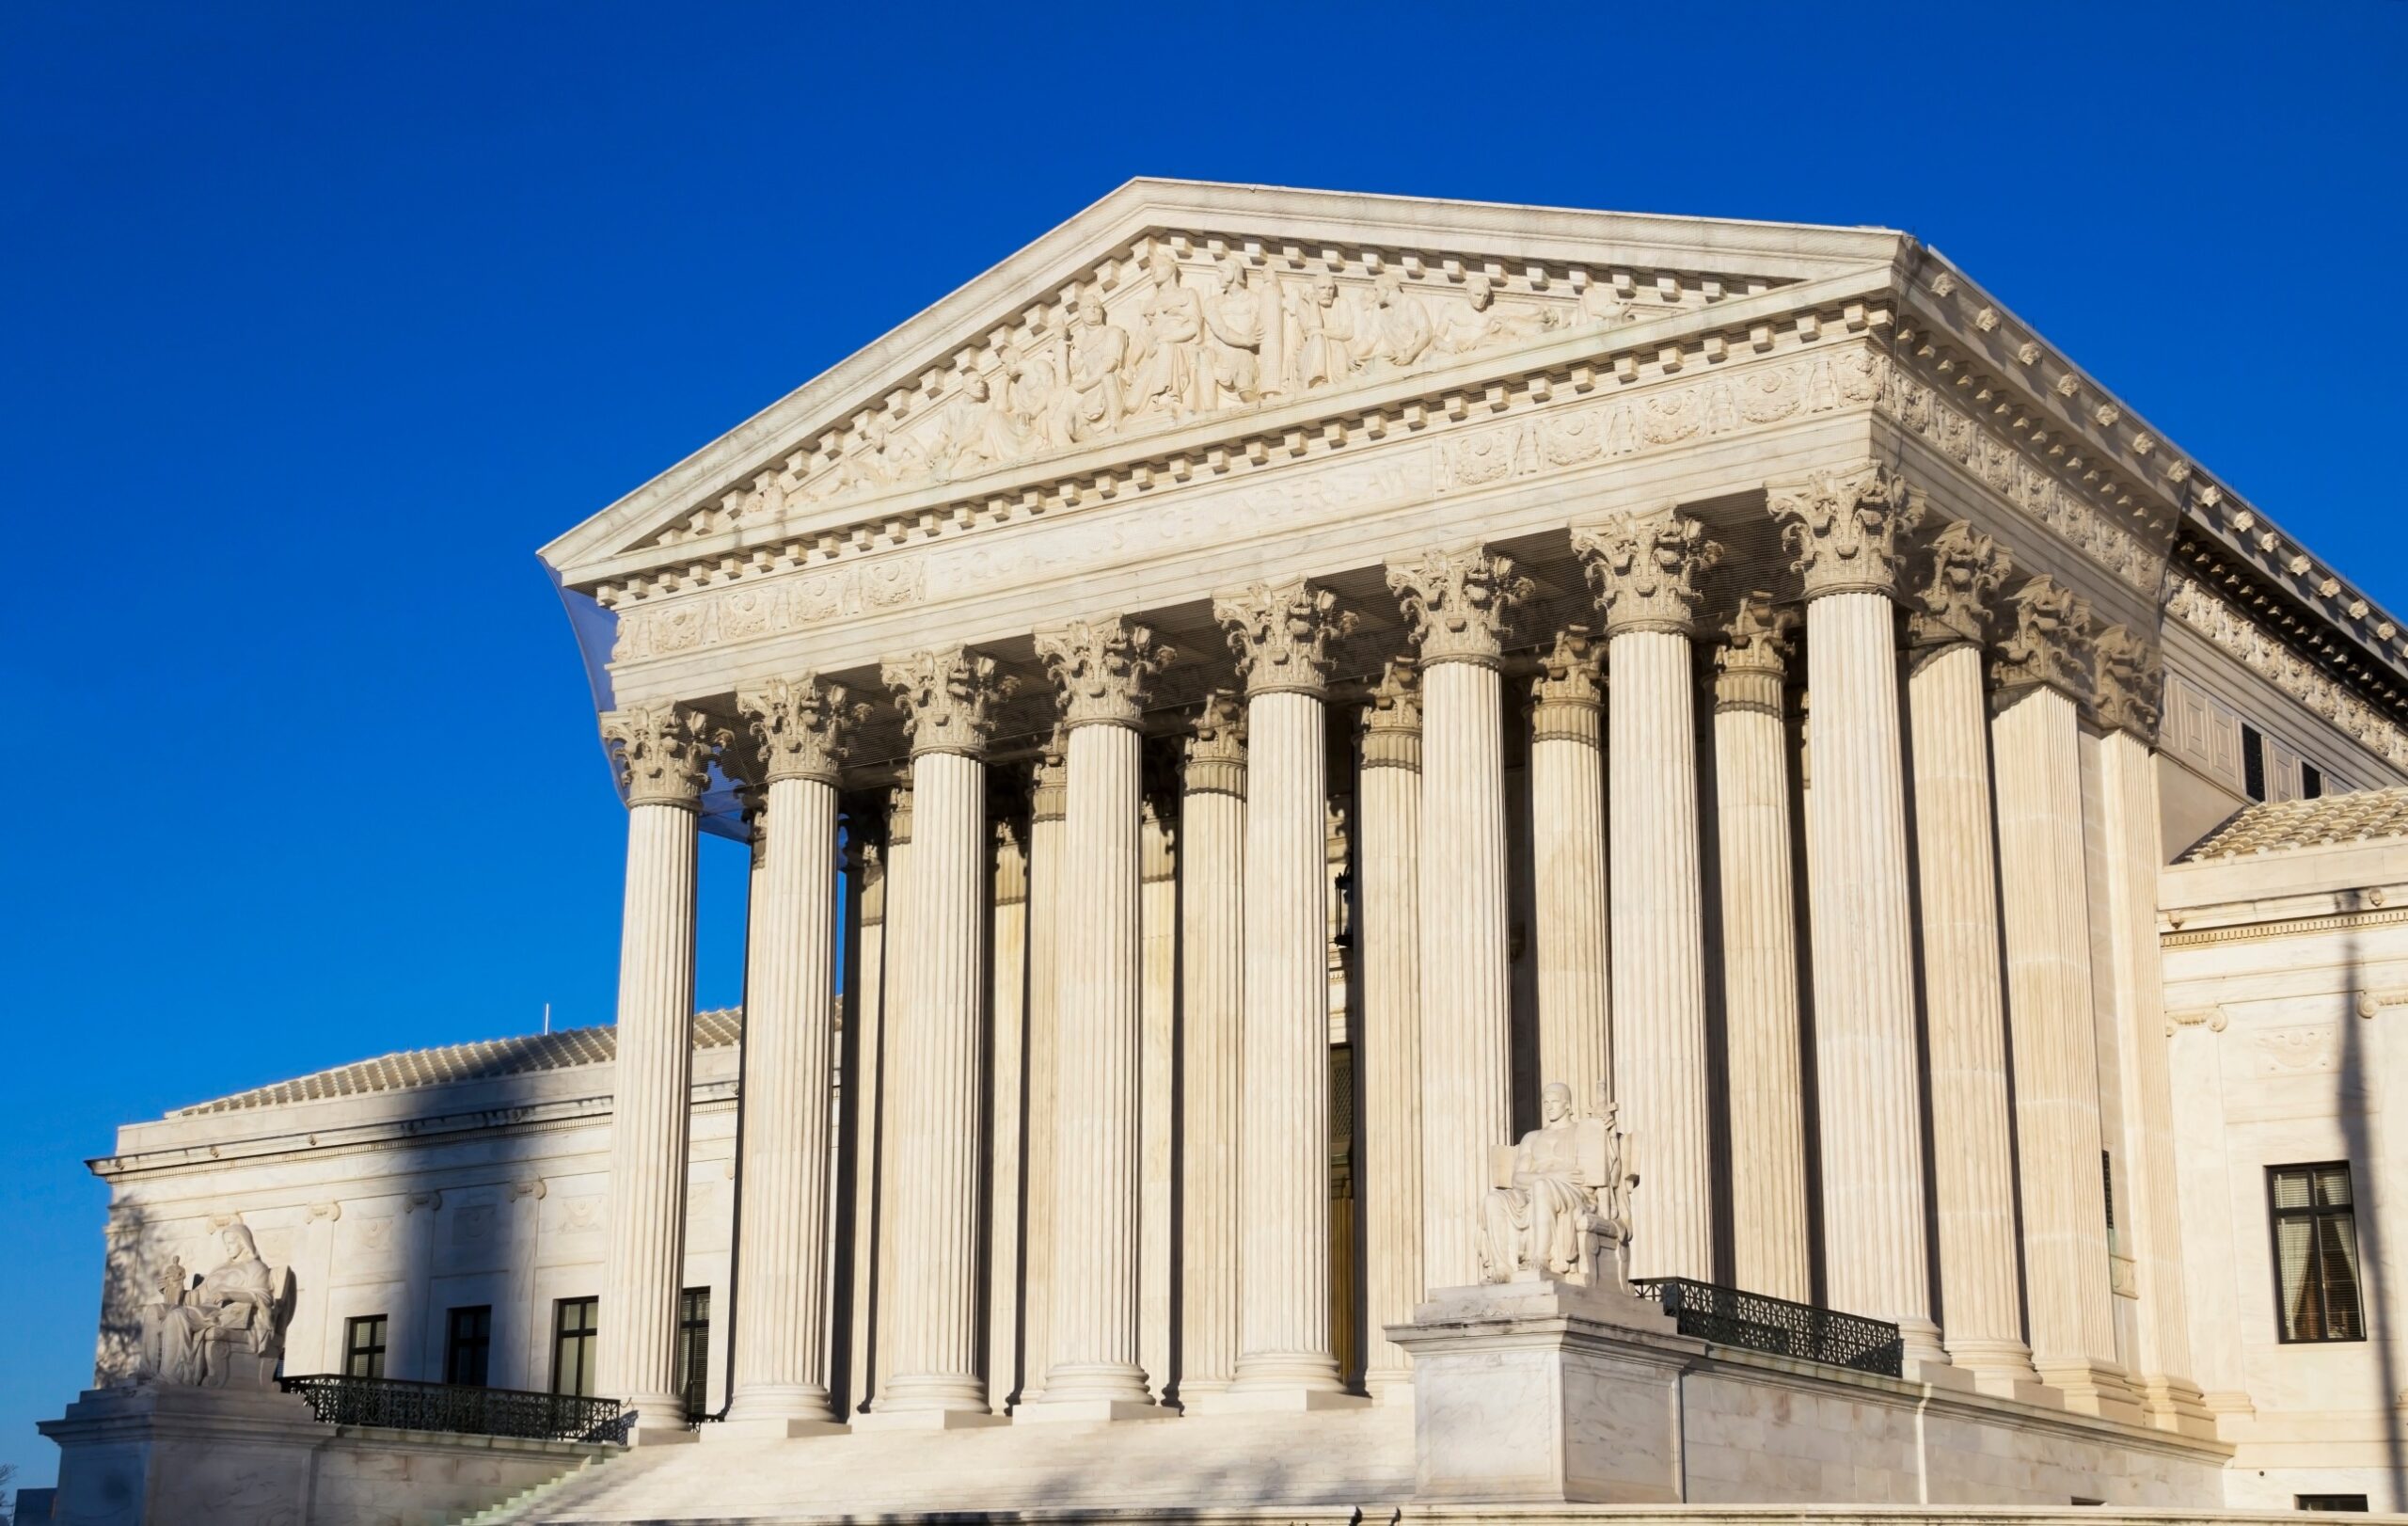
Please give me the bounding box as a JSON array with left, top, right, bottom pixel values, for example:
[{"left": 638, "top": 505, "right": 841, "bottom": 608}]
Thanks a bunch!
[{"left": 3, "top": 0, "right": 2402, "bottom": 1493}]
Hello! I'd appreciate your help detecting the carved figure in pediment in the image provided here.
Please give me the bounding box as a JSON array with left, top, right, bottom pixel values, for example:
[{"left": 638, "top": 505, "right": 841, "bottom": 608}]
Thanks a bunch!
[
  {"left": 1067, "top": 290, "right": 1131, "bottom": 442},
  {"left": 1579, "top": 281, "right": 1640, "bottom": 326},
  {"left": 139, "top": 1222, "right": 295, "bottom": 1390},
  {"left": 1282, "top": 274, "right": 1358, "bottom": 393},
  {"left": 1200, "top": 262, "right": 1263, "bottom": 407},
  {"left": 997, "top": 344, "right": 1069, "bottom": 454},
  {"left": 1436, "top": 273, "right": 1564, "bottom": 356},
  {"left": 929, "top": 373, "right": 1025, "bottom": 481},
  {"left": 1126, "top": 248, "right": 1208, "bottom": 421},
  {"left": 1352, "top": 270, "right": 1434, "bottom": 374},
  {"left": 1479, "top": 1082, "right": 1639, "bottom": 1287}
]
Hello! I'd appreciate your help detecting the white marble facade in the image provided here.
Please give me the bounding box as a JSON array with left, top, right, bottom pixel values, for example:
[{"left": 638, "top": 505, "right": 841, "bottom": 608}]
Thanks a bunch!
[{"left": 66, "top": 181, "right": 2408, "bottom": 1518}]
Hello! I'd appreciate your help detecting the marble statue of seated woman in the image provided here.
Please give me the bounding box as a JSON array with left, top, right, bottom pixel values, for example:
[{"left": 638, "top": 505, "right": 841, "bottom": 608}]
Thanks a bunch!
[{"left": 140, "top": 1222, "right": 293, "bottom": 1390}]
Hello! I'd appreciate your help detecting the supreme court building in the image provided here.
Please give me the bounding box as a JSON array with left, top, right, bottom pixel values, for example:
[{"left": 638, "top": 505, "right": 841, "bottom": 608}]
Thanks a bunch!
[{"left": 45, "top": 182, "right": 2408, "bottom": 1524}]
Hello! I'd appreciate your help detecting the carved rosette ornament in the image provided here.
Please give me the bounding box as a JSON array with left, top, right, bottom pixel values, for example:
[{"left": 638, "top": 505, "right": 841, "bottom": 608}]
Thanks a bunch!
[
  {"left": 737, "top": 675, "right": 868, "bottom": 785},
  {"left": 1035, "top": 616, "right": 1175, "bottom": 729},
  {"left": 1183, "top": 691, "right": 1248, "bottom": 799},
  {"left": 881, "top": 645, "right": 1015, "bottom": 757},
  {"left": 1529, "top": 628, "right": 1605, "bottom": 745},
  {"left": 2089, "top": 625, "right": 2162, "bottom": 740},
  {"left": 1570, "top": 506, "right": 1721, "bottom": 636},
  {"left": 1991, "top": 577, "right": 2096, "bottom": 703},
  {"left": 1213, "top": 578, "right": 1354, "bottom": 695},
  {"left": 601, "top": 703, "right": 729, "bottom": 809},
  {"left": 1360, "top": 659, "right": 1423, "bottom": 772},
  {"left": 1767, "top": 461, "right": 1923, "bottom": 598},
  {"left": 1714, "top": 594, "right": 1798, "bottom": 716},
  {"left": 1386, "top": 544, "right": 1534, "bottom": 667},
  {"left": 1909, "top": 520, "right": 2015, "bottom": 650}
]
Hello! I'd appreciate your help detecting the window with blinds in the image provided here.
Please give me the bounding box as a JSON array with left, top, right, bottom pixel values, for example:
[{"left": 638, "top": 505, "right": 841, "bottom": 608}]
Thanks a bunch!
[{"left": 2269, "top": 1164, "right": 2366, "bottom": 1343}]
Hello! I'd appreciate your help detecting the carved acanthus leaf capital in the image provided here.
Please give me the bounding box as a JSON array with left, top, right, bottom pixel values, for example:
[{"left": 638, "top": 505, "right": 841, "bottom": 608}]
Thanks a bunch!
[
  {"left": 882, "top": 645, "right": 1015, "bottom": 757},
  {"left": 2089, "top": 624, "right": 2162, "bottom": 740},
  {"left": 1030, "top": 726, "right": 1069, "bottom": 823},
  {"left": 1386, "top": 543, "right": 1534, "bottom": 667},
  {"left": 1035, "top": 615, "right": 1175, "bottom": 728},
  {"left": 1183, "top": 691, "right": 1247, "bottom": 798},
  {"left": 1991, "top": 577, "right": 2096, "bottom": 703},
  {"left": 1767, "top": 461, "right": 1923, "bottom": 598},
  {"left": 883, "top": 783, "right": 915, "bottom": 847},
  {"left": 1571, "top": 506, "right": 1720, "bottom": 636},
  {"left": 1909, "top": 520, "right": 2015, "bottom": 649},
  {"left": 737, "top": 674, "right": 868, "bottom": 786},
  {"left": 1714, "top": 594, "right": 1796, "bottom": 716},
  {"left": 1214, "top": 578, "right": 1355, "bottom": 695},
  {"left": 601, "top": 703, "right": 729, "bottom": 808},
  {"left": 1361, "top": 659, "right": 1423, "bottom": 771},
  {"left": 1529, "top": 628, "right": 1606, "bottom": 711}
]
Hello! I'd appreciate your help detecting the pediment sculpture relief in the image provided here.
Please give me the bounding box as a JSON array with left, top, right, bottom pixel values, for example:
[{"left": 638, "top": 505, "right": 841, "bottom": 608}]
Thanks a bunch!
[
  {"left": 657, "top": 240, "right": 1693, "bottom": 547},
  {"left": 136, "top": 1221, "right": 295, "bottom": 1390},
  {"left": 1478, "top": 1080, "right": 1639, "bottom": 1288}
]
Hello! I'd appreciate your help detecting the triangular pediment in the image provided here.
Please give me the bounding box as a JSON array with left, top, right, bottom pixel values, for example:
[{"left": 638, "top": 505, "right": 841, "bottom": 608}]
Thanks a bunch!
[{"left": 539, "top": 179, "right": 1907, "bottom": 584}]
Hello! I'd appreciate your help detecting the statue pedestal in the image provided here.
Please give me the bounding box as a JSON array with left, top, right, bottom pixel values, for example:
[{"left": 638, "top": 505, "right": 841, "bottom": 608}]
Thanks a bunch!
[
  {"left": 1386, "top": 1276, "right": 1699, "bottom": 1505},
  {"left": 40, "top": 1382, "right": 323, "bottom": 1526}
]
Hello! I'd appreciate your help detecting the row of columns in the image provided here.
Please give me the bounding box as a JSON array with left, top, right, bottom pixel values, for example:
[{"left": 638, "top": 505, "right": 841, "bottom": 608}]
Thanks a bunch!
[{"left": 593, "top": 457, "right": 2200, "bottom": 1435}]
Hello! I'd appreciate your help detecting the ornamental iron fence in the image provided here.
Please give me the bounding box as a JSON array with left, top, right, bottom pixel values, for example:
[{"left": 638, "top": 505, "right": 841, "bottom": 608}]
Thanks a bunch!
[
  {"left": 1628, "top": 1277, "right": 1905, "bottom": 1377},
  {"left": 277, "top": 1373, "right": 628, "bottom": 1444}
]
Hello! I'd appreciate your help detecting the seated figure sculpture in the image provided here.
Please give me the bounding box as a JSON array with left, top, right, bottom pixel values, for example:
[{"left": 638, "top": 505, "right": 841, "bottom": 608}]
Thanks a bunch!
[
  {"left": 138, "top": 1221, "right": 294, "bottom": 1390},
  {"left": 1478, "top": 1081, "right": 1638, "bottom": 1287}
]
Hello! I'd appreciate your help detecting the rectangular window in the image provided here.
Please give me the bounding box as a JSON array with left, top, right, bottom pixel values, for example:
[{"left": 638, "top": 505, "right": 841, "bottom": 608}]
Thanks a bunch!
[
  {"left": 343, "top": 1314, "right": 388, "bottom": 1379},
  {"left": 445, "top": 1305, "right": 493, "bottom": 1387},
  {"left": 552, "top": 1296, "right": 599, "bottom": 1397},
  {"left": 2270, "top": 1164, "right": 2366, "bottom": 1343},
  {"left": 2242, "top": 723, "right": 2268, "bottom": 801},
  {"left": 675, "top": 1287, "right": 711, "bottom": 1417},
  {"left": 2297, "top": 1496, "right": 2368, "bottom": 1512},
  {"left": 2304, "top": 763, "right": 2324, "bottom": 800}
]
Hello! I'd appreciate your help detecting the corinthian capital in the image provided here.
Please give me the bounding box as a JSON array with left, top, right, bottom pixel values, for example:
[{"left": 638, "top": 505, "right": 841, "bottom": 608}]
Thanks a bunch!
[
  {"left": 1909, "top": 520, "right": 2015, "bottom": 649},
  {"left": 1571, "top": 506, "right": 1720, "bottom": 636},
  {"left": 1991, "top": 577, "right": 2095, "bottom": 703},
  {"left": 1360, "top": 659, "right": 1423, "bottom": 772},
  {"left": 1386, "top": 543, "right": 1534, "bottom": 667},
  {"left": 1182, "top": 691, "right": 1247, "bottom": 798},
  {"left": 881, "top": 645, "right": 1015, "bottom": 757},
  {"left": 1036, "top": 615, "right": 1175, "bottom": 728},
  {"left": 1767, "top": 460, "right": 1922, "bottom": 598},
  {"left": 2089, "top": 625, "right": 2162, "bottom": 740},
  {"left": 1213, "top": 578, "right": 1355, "bottom": 695},
  {"left": 1714, "top": 594, "right": 1798, "bottom": 717},
  {"left": 601, "top": 703, "right": 729, "bottom": 809},
  {"left": 1030, "top": 727, "right": 1069, "bottom": 824},
  {"left": 1529, "top": 628, "right": 1605, "bottom": 712},
  {"left": 737, "top": 675, "right": 868, "bottom": 785}
]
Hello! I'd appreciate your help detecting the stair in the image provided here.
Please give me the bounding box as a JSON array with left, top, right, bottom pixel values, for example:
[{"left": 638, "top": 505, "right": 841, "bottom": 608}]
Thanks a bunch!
[{"left": 447, "top": 1454, "right": 615, "bottom": 1526}]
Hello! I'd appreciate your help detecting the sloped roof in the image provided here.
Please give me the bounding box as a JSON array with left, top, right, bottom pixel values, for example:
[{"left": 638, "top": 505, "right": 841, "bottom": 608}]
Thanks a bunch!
[
  {"left": 169, "top": 1009, "right": 744, "bottom": 1117},
  {"left": 2178, "top": 787, "right": 2408, "bottom": 863}
]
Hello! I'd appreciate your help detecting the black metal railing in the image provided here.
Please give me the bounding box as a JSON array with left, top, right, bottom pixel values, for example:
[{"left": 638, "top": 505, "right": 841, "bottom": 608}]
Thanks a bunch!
[
  {"left": 278, "top": 1374, "right": 627, "bottom": 1443},
  {"left": 1629, "top": 1278, "right": 1905, "bottom": 1377}
]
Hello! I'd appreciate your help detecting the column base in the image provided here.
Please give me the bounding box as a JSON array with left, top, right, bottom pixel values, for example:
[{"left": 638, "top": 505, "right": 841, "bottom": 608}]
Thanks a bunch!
[
  {"left": 1013, "top": 1397, "right": 1170, "bottom": 1425},
  {"left": 1368, "top": 1375, "right": 1416, "bottom": 1407},
  {"left": 1198, "top": 1386, "right": 1371, "bottom": 1414},
  {"left": 849, "top": 1406, "right": 1011, "bottom": 1431},
  {"left": 2036, "top": 1358, "right": 2147, "bottom": 1426},
  {"left": 627, "top": 1421, "right": 701, "bottom": 1447},
  {"left": 2139, "top": 1375, "right": 2222, "bottom": 1439},
  {"left": 702, "top": 1416, "right": 850, "bottom": 1441},
  {"left": 1943, "top": 1337, "right": 2046, "bottom": 1402},
  {"left": 1904, "top": 1358, "right": 1977, "bottom": 1393},
  {"left": 622, "top": 1390, "right": 697, "bottom": 1446}
]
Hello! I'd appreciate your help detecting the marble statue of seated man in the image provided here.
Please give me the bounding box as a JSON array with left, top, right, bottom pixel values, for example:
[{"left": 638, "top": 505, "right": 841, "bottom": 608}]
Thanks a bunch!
[
  {"left": 1478, "top": 1082, "right": 1637, "bottom": 1286},
  {"left": 139, "top": 1222, "right": 293, "bottom": 1390}
]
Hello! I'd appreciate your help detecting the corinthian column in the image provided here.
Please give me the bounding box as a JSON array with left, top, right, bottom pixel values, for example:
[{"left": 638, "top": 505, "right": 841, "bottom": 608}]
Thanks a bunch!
[
  {"left": 1019, "top": 736, "right": 1067, "bottom": 1406},
  {"left": 1711, "top": 595, "right": 1811, "bottom": 1303},
  {"left": 1903, "top": 524, "right": 2040, "bottom": 1393},
  {"left": 1767, "top": 462, "right": 1941, "bottom": 1365},
  {"left": 1213, "top": 579, "right": 1361, "bottom": 1408},
  {"left": 2088, "top": 627, "right": 2212, "bottom": 1434},
  {"left": 1025, "top": 617, "right": 1172, "bottom": 1421},
  {"left": 1528, "top": 630, "right": 1610, "bottom": 1115},
  {"left": 721, "top": 677, "right": 862, "bottom": 1436},
  {"left": 1572, "top": 506, "right": 1718, "bottom": 1280},
  {"left": 596, "top": 703, "right": 726, "bottom": 1439},
  {"left": 1990, "top": 580, "right": 2140, "bottom": 1422},
  {"left": 1178, "top": 694, "right": 1245, "bottom": 1405},
  {"left": 865, "top": 646, "right": 1012, "bottom": 1426},
  {"left": 1356, "top": 662, "right": 1424, "bottom": 1398},
  {"left": 1386, "top": 544, "right": 1531, "bottom": 1293}
]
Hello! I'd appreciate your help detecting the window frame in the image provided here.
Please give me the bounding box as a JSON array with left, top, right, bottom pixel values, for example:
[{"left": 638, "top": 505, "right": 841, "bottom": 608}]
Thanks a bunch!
[
  {"left": 342, "top": 1313, "right": 388, "bottom": 1379},
  {"left": 674, "top": 1286, "right": 711, "bottom": 1417},
  {"left": 2267, "top": 1162, "right": 2368, "bottom": 1345},
  {"left": 551, "top": 1296, "right": 599, "bottom": 1397},
  {"left": 444, "top": 1304, "right": 493, "bottom": 1388}
]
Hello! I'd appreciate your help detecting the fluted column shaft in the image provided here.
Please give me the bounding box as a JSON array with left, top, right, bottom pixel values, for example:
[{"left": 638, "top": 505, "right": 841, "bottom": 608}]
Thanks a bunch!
[
  {"left": 1712, "top": 603, "right": 1811, "bottom": 1303},
  {"left": 601, "top": 797, "right": 702, "bottom": 1423},
  {"left": 1357, "top": 667, "right": 1423, "bottom": 1397},
  {"left": 1529, "top": 633, "right": 1609, "bottom": 1114},
  {"left": 1993, "top": 679, "right": 2133, "bottom": 1416},
  {"left": 1906, "top": 639, "right": 2036, "bottom": 1385},
  {"left": 1178, "top": 699, "right": 1245, "bottom": 1401},
  {"left": 1020, "top": 747, "right": 1067, "bottom": 1404}
]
